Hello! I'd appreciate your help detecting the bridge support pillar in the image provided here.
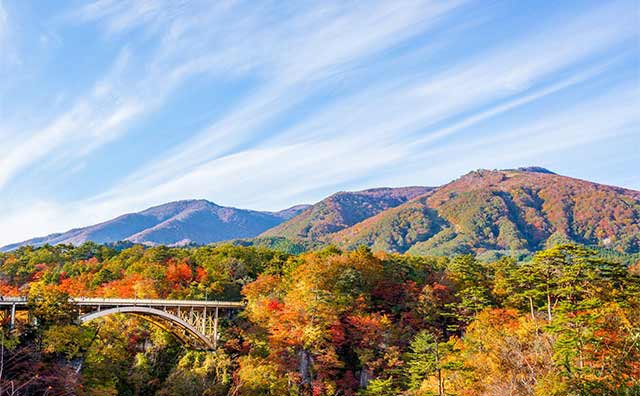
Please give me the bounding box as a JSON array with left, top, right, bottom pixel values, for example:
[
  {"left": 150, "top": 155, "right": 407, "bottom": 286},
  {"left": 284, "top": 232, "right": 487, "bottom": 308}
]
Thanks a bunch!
[
  {"left": 202, "top": 307, "right": 207, "bottom": 334},
  {"left": 10, "top": 303, "right": 16, "bottom": 329},
  {"left": 213, "top": 307, "right": 219, "bottom": 349}
]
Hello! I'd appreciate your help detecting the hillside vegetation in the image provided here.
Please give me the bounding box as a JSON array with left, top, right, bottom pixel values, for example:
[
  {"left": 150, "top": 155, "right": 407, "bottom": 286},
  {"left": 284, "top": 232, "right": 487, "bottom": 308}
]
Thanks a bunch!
[
  {"left": 0, "top": 242, "right": 638, "bottom": 395},
  {"left": 265, "top": 169, "right": 640, "bottom": 257},
  {"left": 5, "top": 169, "right": 639, "bottom": 260},
  {"left": 261, "top": 187, "right": 432, "bottom": 239}
]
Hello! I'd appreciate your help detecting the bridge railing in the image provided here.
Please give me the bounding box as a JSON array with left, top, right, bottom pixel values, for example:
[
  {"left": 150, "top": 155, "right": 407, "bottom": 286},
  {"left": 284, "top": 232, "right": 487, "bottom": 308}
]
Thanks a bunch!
[
  {"left": 72, "top": 298, "right": 244, "bottom": 309},
  {"left": 0, "top": 296, "right": 27, "bottom": 304},
  {"left": 0, "top": 296, "right": 245, "bottom": 308}
]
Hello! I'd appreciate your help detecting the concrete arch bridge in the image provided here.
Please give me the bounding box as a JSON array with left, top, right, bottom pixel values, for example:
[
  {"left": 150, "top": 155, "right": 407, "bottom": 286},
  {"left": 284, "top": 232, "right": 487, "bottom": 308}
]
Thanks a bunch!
[{"left": 0, "top": 297, "right": 244, "bottom": 350}]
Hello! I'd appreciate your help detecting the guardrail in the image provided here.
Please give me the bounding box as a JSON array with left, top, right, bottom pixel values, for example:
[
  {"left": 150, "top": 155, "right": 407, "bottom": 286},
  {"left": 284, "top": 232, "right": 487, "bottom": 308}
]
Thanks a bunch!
[{"left": 0, "top": 296, "right": 245, "bottom": 308}]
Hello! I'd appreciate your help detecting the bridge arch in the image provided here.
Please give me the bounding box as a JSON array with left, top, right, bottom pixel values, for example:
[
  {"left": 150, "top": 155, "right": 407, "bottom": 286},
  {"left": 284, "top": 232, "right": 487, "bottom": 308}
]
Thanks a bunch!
[{"left": 80, "top": 306, "right": 215, "bottom": 350}]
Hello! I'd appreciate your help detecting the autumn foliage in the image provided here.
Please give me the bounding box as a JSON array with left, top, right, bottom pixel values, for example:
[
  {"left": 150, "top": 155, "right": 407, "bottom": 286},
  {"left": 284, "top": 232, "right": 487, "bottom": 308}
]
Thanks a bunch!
[{"left": 0, "top": 242, "right": 638, "bottom": 395}]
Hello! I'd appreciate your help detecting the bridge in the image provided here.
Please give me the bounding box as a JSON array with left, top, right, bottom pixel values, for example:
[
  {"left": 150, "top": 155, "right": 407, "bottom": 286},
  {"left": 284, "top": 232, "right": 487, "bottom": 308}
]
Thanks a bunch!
[{"left": 0, "top": 297, "right": 244, "bottom": 350}]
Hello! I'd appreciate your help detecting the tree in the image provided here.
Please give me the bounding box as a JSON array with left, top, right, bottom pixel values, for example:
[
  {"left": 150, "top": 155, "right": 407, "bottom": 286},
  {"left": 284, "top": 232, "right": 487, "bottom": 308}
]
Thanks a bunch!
[
  {"left": 358, "top": 377, "right": 398, "bottom": 396},
  {"left": 42, "top": 324, "right": 94, "bottom": 360},
  {"left": 445, "top": 255, "right": 493, "bottom": 329},
  {"left": 27, "top": 286, "right": 77, "bottom": 329},
  {"left": 515, "top": 244, "right": 599, "bottom": 321},
  {"left": 406, "top": 331, "right": 462, "bottom": 396},
  {"left": 457, "top": 308, "right": 555, "bottom": 396},
  {"left": 549, "top": 301, "right": 640, "bottom": 394}
]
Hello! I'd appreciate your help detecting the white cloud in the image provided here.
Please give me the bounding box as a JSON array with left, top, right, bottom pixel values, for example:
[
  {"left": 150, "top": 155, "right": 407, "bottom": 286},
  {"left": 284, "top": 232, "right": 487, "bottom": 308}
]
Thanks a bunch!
[
  {"left": 0, "top": 1, "right": 638, "bottom": 246},
  {"left": 0, "top": 0, "right": 12, "bottom": 71},
  {"left": 0, "top": 1, "right": 466, "bottom": 190},
  {"left": 94, "top": 0, "right": 467, "bottom": 196},
  {"left": 2, "top": 79, "right": 636, "bottom": 246},
  {"left": 0, "top": 63, "right": 147, "bottom": 188},
  {"left": 0, "top": 1, "right": 6, "bottom": 41},
  {"left": 375, "top": 83, "right": 640, "bottom": 187},
  {"left": 411, "top": 57, "right": 623, "bottom": 148},
  {"left": 115, "top": 0, "right": 636, "bottom": 200},
  {"left": 58, "top": 3, "right": 640, "bottom": 198}
]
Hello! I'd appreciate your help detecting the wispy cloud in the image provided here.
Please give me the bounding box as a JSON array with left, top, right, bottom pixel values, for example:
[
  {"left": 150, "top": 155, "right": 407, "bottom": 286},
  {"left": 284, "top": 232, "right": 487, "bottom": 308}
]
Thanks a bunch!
[
  {"left": 1, "top": 1, "right": 466, "bottom": 189},
  {"left": 100, "top": 1, "right": 636, "bottom": 205},
  {"left": 0, "top": 1, "right": 6, "bottom": 40},
  {"left": 3, "top": 78, "right": 635, "bottom": 246},
  {"left": 364, "top": 83, "right": 639, "bottom": 191},
  {"left": 96, "top": 0, "right": 468, "bottom": 194},
  {"left": 0, "top": 0, "right": 638, "bottom": 246},
  {"left": 0, "top": 49, "right": 143, "bottom": 187},
  {"left": 410, "top": 57, "right": 625, "bottom": 148},
  {"left": 0, "top": 0, "right": 16, "bottom": 73}
]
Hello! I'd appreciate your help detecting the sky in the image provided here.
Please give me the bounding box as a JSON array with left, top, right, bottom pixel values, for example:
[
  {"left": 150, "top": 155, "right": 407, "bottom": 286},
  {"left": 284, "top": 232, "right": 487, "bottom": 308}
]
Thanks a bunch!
[{"left": 0, "top": 0, "right": 639, "bottom": 246}]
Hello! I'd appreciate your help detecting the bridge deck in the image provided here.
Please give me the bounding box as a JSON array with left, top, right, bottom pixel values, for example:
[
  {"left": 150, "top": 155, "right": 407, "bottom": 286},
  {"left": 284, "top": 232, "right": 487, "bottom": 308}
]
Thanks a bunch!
[
  {"left": 0, "top": 296, "right": 244, "bottom": 350},
  {"left": 0, "top": 297, "right": 244, "bottom": 309}
]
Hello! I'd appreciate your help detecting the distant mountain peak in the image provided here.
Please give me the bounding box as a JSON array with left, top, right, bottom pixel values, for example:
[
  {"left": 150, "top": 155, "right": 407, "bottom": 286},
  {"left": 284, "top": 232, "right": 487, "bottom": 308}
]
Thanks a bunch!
[
  {"left": 452, "top": 167, "right": 559, "bottom": 188},
  {"left": 514, "top": 166, "right": 556, "bottom": 174},
  {"left": 1, "top": 199, "right": 309, "bottom": 251},
  {"left": 271, "top": 204, "right": 313, "bottom": 219},
  {"left": 463, "top": 167, "right": 557, "bottom": 178}
]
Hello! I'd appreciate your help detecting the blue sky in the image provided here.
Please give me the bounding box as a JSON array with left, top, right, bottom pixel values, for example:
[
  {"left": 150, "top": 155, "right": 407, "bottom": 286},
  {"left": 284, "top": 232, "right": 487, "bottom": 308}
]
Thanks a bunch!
[{"left": 0, "top": 0, "right": 638, "bottom": 246}]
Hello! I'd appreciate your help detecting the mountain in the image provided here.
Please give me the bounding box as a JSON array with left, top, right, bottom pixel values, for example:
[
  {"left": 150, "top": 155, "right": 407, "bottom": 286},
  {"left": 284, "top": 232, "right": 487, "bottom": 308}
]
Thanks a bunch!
[
  {"left": 260, "top": 187, "right": 433, "bottom": 240},
  {"left": 328, "top": 194, "right": 443, "bottom": 253},
  {"left": 325, "top": 169, "right": 640, "bottom": 256},
  {"left": 5, "top": 168, "right": 639, "bottom": 257},
  {"left": 271, "top": 204, "right": 313, "bottom": 219},
  {"left": 1, "top": 200, "right": 309, "bottom": 251}
]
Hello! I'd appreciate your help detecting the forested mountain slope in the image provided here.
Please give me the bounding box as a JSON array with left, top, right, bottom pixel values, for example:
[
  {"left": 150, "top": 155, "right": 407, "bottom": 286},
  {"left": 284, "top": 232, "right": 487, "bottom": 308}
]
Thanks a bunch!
[
  {"left": 260, "top": 187, "right": 433, "bottom": 239},
  {"left": 5, "top": 168, "right": 639, "bottom": 258},
  {"left": 269, "top": 168, "right": 640, "bottom": 256}
]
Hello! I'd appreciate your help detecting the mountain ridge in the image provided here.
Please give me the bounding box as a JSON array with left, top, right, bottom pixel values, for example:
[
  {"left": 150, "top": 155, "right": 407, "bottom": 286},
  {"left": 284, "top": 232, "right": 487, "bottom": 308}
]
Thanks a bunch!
[
  {"left": 1, "top": 200, "right": 309, "bottom": 251},
  {"left": 4, "top": 168, "right": 639, "bottom": 256},
  {"left": 322, "top": 169, "right": 640, "bottom": 256},
  {"left": 260, "top": 186, "right": 433, "bottom": 240}
]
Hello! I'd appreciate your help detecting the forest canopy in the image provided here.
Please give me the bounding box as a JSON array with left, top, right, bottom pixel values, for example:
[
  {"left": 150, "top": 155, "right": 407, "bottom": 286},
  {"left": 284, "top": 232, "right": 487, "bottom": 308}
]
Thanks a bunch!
[{"left": 0, "top": 242, "right": 638, "bottom": 396}]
